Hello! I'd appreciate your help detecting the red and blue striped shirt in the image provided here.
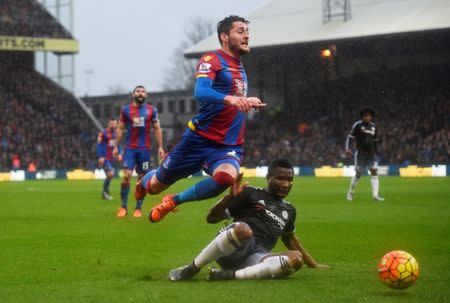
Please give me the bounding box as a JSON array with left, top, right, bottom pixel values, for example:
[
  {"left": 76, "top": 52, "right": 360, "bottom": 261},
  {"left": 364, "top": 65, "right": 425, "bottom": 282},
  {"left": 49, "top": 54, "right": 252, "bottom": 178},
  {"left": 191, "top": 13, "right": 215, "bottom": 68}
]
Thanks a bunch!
[
  {"left": 189, "top": 49, "right": 248, "bottom": 146},
  {"left": 119, "top": 102, "right": 158, "bottom": 149}
]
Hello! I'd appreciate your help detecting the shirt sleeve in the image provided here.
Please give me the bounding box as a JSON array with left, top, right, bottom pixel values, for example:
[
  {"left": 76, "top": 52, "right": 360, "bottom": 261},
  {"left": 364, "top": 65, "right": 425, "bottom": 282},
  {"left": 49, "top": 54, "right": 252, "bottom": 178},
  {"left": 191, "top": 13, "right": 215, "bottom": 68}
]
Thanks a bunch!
[
  {"left": 226, "top": 187, "right": 251, "bottom": 218},
  {"left": 151, "top": 105, "right": 159, "bottom": 123},
  {"left": 119, "top": 106, "right": 126, "bottom": 124},
  {"left": 195, "top": 53, "right": 221, "bottom": 81},
  {"left": 96, "top": 132, "right": 106, "bottom": 157}
]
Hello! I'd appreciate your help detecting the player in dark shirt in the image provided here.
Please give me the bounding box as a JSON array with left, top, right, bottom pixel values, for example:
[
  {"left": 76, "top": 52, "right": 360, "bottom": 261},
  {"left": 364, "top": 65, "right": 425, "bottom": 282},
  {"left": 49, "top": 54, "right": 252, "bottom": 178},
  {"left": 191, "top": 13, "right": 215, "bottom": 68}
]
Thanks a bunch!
[
  {"left": 345, "top": 108, "right": 384, "bottom": 201},
  {"left": 168, "top": 159, "right": 328, "bottom": 281}
]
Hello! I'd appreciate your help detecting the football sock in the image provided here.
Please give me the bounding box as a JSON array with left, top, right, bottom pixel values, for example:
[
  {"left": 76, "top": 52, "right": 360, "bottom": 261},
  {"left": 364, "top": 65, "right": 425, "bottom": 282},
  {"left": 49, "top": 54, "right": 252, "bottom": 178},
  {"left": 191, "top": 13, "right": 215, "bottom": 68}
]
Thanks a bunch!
[
  {"left": 193, "top": 228, "right": 240, "bottom": 269},
  {"left": 135, "top": 199, "right": 143, "bottom": 210},
  {"left": 173, "top": 177, "right": 228, "bottom": 205},
  {"left": 348, "top": 175, "right": 360, "bottom": 194},
  {"left": 103, "top": 177, "right": 112, "bottom": 193},
  {"left": 141, "top": 169, "right": 156, "bottom": 191},
  {"left": 235, "top": 255, "right": 294, "bottom": 280},
  {"left": 120, "top": 181, "right": 130, "bottom": 208},
  {"left": 371, "top": 175, "right": 379, "bottom": 197}
]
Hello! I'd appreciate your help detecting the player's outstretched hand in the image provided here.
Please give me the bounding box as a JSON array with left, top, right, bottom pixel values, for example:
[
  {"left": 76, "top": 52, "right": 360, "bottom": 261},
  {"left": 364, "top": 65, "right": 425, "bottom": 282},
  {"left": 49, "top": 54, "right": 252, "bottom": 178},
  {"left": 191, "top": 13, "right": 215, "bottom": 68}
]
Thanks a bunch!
[
  {"left": 98, "top": 157, "right": 105, "bottom": 167},
  {"left": 158, "top": 147, "right": 166, "bottom": 160},
  {"left": 312, "top": 263, "right": 331, "bottom": 269},
  {"left": 230, "top": 172, "right": 248, "bottom": 197},
  {"left": 247, "top": 97, "right": 266, "bottom": 110},
  {"left": 224, "top": 96, "right": 266, "bottom": 112},
  {"left": 345, "top": 148, "right": 353, "bottom": 157}
]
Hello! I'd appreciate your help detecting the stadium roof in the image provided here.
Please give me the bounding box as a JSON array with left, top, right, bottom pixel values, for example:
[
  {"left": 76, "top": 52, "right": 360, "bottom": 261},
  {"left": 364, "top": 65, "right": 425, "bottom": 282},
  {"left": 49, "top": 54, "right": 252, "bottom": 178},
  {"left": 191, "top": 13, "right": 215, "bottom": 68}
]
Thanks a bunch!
[{"left": 185, "top": 0, "right": 450, "bottom": 58}]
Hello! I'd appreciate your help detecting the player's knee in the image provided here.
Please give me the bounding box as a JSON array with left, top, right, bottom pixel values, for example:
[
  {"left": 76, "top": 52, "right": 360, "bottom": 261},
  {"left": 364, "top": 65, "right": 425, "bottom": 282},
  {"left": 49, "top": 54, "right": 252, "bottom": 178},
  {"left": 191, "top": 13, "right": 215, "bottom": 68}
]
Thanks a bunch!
[
  {"left": 213, "top": 171, "right": 235, "bottom": 187},
  {"left": 146, "top": 176, "right": 165, "bottom": 195},
  {"left": 233, "top": 222, "right": 253, "bottom": 242},
  {"left": 369, "top": 169, "right": 378, "bottom": 176},
  {"left": 355, "top": 170, "right": 362, "bottom": 178},
  {"left": 106, "top": 171, "right": 114, "bottom": 179},
  {"left": 286, "top": 250, "right": 304, "bottom": 270}
]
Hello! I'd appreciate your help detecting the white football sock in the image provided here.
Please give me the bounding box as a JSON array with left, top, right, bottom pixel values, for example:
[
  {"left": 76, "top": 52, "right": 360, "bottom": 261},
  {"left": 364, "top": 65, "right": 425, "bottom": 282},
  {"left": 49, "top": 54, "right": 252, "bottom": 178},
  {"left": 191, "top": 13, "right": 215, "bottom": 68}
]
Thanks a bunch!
[
  {"left": 348, "top": 175, "right": 360, "bottom": 194},
  {"left": 194, "top": 228, "right": 240, "bottom": 269},
  {"left": 235, "top": 256, "right": 294, "bottom": 280},
  {"left": 371, "top": 175, "right": 379, "bottom": 197}
]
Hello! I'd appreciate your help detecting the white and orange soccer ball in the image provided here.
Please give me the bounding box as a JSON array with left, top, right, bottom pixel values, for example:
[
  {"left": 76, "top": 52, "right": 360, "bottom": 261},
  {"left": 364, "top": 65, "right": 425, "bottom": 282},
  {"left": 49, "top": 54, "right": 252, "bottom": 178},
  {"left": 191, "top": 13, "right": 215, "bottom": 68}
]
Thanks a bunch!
[{"left": 378, "top": 250, "right": 419, "bottom": 290}]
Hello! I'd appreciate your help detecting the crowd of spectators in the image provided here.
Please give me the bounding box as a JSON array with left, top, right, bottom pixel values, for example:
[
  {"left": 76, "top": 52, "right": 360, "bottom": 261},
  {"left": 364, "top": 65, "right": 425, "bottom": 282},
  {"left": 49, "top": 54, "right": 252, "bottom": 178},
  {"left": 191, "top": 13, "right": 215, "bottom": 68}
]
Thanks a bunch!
[
  {"left": 243, "top": 93, "right": 449, "bottom": 167},
  {"left": 0, "top": 70, "right": 96, "bottom": 171},
  {"left": 0, "top": 0, "right": 72, "bottom": 38}
]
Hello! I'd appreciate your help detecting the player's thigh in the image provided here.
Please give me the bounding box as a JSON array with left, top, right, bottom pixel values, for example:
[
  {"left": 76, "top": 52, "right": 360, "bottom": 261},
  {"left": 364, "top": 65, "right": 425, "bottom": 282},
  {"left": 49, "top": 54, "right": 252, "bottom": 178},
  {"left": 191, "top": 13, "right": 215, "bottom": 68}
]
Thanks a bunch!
[
  {"left": 135, "top": 149, "right": 151, "bottom": 175},
  {"left": 155, "top": 137, "right": 206, "bottom": 185},
  {"left": 103, "top": 160, "right": 115, "bottom": 176},
  {"left": 203, "top": 145, "right": 243, "bottom": 177},
  {"left": 122, "top": 148, "right": 137, "bottom": 171}
]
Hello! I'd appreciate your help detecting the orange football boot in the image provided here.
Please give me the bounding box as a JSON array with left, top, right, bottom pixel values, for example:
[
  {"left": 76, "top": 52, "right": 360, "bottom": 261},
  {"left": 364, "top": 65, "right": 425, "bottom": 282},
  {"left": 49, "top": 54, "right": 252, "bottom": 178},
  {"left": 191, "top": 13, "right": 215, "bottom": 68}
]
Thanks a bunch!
[
  {"left": 134, "top": 180, "right": 147, "bottom": 200},
  {"left": 148, "top": 194, "right": 178, "bottom": 223},
  {"left": 116, "top": 207, "right": 127, "bottom": 218},
  {"left": 133, "top": 209, "right": 142, "bottom": 218}
]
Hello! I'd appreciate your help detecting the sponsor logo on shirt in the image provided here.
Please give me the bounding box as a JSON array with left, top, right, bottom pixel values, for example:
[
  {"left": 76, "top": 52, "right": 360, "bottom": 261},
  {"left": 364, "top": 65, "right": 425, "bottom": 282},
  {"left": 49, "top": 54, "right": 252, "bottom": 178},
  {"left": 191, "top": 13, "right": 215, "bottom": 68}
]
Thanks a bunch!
[
  {"left": 234, "top": 79, "right": 246, "bottom": 97},
  {"left": 133, "top": 117, "right": 145, "bottom": 127},
  {"left": 264, "top": 208, "right": 286, "bottom": 230},
  {"left": 361, "top": 126, "right": 375, "bottom": 135}
]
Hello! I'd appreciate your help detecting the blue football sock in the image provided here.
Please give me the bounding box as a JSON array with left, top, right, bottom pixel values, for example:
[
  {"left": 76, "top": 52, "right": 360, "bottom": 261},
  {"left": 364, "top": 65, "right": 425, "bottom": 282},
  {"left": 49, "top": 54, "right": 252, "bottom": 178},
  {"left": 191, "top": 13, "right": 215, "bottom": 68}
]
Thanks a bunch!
[
  {"left": 136, "top": 199, "right": 144, "bottom": 210},
  {"left": 103, "top": 178, "right": 112, "bottom": 193},
  {"left": 174, "top": 177, "right": 228, "bottom": 205},
  {"left": 141, "top": 169, "right": 156, "bottom": 190},
  {"left": 120, "top": 182, "right": 130, "bottom": 209}
]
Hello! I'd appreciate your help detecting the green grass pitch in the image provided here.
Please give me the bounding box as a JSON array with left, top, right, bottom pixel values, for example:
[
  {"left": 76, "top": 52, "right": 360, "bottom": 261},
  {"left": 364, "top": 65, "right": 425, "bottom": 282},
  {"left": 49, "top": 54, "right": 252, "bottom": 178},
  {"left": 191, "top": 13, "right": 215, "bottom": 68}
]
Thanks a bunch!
[{"left": 0, "top": 177, "right": 449, "bottom": 302}]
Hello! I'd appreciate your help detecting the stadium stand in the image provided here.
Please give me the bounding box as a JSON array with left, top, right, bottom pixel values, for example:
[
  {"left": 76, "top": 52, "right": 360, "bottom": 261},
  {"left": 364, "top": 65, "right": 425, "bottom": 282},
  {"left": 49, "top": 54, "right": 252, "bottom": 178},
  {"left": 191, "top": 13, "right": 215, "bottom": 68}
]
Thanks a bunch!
[
  {"left": 0, "top": 0, "right": 73, "bottom": 38},
  {"left": 0, "top": 69, "right": 96, "bottom": 171}
]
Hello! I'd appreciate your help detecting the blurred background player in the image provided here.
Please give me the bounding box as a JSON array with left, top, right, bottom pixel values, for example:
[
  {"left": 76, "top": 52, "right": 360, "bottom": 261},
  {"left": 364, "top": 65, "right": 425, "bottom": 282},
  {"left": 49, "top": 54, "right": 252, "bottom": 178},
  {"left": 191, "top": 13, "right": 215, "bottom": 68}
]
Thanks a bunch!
[
  {"left": 97, "top": 118, "right": 121, "bottom": 200},
  {"left": 113, "top": 85, "right": 165, "bottom": 218},
  {"left": 345, "top": 108, "right": 384, "bottom": 201},
  {"left": 135, "top": 15, "right": 265, "bottom": 223},
  {"left": 168, "top": 158, "right": 328, "bottom": 281}
]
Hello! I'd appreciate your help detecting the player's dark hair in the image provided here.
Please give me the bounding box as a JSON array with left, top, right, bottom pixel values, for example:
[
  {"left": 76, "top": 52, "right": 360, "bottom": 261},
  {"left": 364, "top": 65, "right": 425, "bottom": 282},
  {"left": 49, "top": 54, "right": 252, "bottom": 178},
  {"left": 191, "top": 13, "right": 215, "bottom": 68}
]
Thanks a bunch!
[
  {"left": 133, "top": 85, "right": 145, "bottom": 93},
  {"left": 217, "top": 15, "right": 249, "bottom": 45},
  {"left": 360, "top": 107, "right": 375, "bottom": 118},
  {"left": 268, "top": 158, "right": 294, "bottom": 177}
]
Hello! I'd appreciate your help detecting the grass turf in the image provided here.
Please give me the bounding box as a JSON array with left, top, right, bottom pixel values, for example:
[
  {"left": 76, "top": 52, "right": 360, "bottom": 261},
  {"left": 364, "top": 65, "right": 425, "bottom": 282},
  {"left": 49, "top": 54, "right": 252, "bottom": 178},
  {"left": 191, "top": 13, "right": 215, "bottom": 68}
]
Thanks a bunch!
[{"left": 0, "top": 177, "right": 449, "bottom": 302}]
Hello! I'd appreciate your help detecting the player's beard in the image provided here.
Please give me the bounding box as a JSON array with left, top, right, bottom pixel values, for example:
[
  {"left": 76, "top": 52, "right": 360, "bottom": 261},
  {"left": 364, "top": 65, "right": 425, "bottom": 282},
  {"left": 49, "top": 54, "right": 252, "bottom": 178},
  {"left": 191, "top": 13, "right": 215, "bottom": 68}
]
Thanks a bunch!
[
  {"left": 134, "top": 96, "right": 145, "bottom": 104},
  {"left": 229, "top": 40, "right": 250, "bottom": 56}
]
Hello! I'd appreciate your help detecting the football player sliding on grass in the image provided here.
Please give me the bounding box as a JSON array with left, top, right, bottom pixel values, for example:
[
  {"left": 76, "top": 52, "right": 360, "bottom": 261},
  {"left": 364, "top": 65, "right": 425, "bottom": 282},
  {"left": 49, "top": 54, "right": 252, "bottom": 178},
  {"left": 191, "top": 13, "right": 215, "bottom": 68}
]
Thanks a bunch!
[{"left": 169, "top": 158, "right": 329, "bottom": 281}]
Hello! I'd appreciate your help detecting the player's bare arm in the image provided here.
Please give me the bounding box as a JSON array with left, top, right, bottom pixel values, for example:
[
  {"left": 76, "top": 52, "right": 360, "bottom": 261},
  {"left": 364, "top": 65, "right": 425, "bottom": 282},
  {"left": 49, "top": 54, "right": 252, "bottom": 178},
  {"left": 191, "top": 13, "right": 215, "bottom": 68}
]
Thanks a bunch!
[
  {"left": 281, "top": 232, "right": 330, "bottom": 269},
  {"left": 153, "top": 120, "right": 165, "bottom": 159},
  {"left": 113, "top": 121, "right": 125, "bottom": 159},
  {"left": 206, "top": 173, "right": 247, "bottom": 223}
]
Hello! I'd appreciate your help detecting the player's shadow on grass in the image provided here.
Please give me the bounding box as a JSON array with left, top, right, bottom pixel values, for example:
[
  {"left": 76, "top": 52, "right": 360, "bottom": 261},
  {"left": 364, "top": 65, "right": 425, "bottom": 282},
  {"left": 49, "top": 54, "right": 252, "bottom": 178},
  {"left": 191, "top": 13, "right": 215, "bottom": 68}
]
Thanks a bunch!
[{"left": 372, "top": 290, "right": 412, "bottom": 298}]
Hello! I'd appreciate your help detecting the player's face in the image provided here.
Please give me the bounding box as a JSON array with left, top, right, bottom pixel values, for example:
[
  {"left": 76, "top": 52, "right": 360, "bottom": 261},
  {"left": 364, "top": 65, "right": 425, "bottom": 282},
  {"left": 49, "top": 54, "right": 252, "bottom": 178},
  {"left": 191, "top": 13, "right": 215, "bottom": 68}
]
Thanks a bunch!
[
  {"left": 363, "top": 113, "right": 372, "bottom": 123},
  {"left": 267, "top": 167, "right": 294, "bottom": 199},
  {"left": 226, "top": 21, "right": 250, "bottom": 56},
  {"left": 108, "top": 120, "right": 117, "bottom": 129},
  {"left": 133, "top": 87, "right": 147, "bottom": 104}
]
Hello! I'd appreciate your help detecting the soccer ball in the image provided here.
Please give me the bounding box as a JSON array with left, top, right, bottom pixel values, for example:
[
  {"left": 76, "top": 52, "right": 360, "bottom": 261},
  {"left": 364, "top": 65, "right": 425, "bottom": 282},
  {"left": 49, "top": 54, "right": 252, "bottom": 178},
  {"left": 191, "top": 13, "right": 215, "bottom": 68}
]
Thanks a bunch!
[{"left": 378, "top": 250, "right": 419, "bottom": 290}]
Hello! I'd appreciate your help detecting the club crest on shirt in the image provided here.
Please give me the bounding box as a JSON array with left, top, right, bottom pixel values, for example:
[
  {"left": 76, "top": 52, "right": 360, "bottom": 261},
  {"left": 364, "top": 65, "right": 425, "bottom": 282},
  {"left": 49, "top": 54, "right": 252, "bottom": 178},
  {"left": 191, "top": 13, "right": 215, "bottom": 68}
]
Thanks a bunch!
[
  {"left": 282, "top": 210, "right": 288, "bottom": 220},
  {"left": 132, "top": 117, "right": 145, "bottom": 127},
  {"left": 198, "top": 63, "right": 211, "bottom": 74}
]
